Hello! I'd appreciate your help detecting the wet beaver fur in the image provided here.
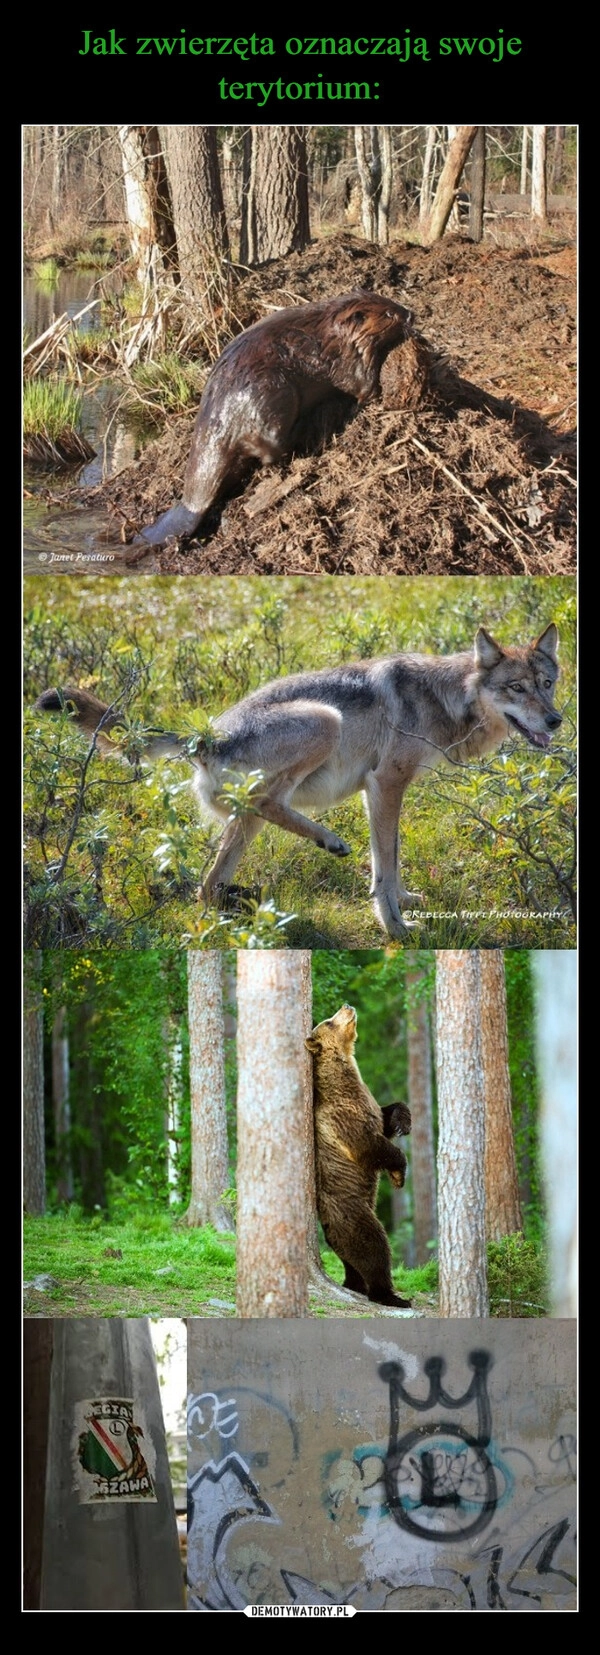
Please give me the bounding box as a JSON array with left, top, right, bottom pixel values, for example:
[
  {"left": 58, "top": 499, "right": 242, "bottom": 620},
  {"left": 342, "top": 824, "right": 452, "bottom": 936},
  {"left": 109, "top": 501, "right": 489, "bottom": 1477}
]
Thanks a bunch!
[{"left": 131, "top": 292, "right": 412, "bottom": 551}]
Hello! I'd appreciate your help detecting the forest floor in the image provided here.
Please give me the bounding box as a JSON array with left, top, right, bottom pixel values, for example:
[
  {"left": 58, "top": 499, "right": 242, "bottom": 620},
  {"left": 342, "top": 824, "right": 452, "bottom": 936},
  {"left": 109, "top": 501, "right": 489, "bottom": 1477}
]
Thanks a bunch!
[
  {"left": 23, "top": 1219, "right": 541, "bottom": 1320},
  {"left": 89, "top": 229, "right": 576, "bottom": 578}
]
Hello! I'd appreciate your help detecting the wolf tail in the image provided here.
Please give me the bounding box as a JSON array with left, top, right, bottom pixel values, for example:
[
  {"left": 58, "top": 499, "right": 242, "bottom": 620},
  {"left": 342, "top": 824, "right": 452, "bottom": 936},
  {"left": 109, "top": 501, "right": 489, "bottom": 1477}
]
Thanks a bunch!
[{"left": 34, "top": 686, "right": 187, "bottom": 762}]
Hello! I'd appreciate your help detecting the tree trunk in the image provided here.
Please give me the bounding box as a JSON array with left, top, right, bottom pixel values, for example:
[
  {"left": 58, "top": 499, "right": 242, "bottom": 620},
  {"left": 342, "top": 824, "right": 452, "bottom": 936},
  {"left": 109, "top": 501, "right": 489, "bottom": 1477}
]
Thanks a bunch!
[
  {"left": 435, "top": 952, "right": 488, "bottom": 1317},
  {"left": 479, "top": 952, "right": 522, "bottom": 1240},
  {"left": 118, "top": 124, "right": 176, "bottom": 287},
  {"left": 240, "top": 127, "right": 310, "bottom": 266},
  {"left": 24, "top": 953, "right": 45, "bottom": 1215},
  {"left": 531, "top": 126, "right": 548, "bottom": 222},
  {"left": 419, "top": 125, "right": 437, "bottom": 226},
  {"left": 51, "top": 1003, "right": 73, "bottom": 1203},
  {"left": 520, "top": 125, "right": 529, "bottom": 195},
  {"left": 469, "top": 126, "right": 486, "bottom": 243},
  {"left": 406, "top": 965, "right": 437, "bottom": 1265},
  {"left": 552, "top": 125, "right": 566, "bottom": 191},
  {"left": 185, "top": 953, "right": 233, "bottom": 1231},
  {"left": 23, "top": 1323, "right": 54, "bottom": 1609},
  {"left": 236, "top": 953, "right": 310, "bottom": 1316},
  {"left": 424, "top": 125, "right": 478, "bottom": 245},
  {"left": 533, "top": 953, "right": 576, "bottom": 1317},
  {"left": 162, "top": 125, "right": 229, "bottom": 297}
]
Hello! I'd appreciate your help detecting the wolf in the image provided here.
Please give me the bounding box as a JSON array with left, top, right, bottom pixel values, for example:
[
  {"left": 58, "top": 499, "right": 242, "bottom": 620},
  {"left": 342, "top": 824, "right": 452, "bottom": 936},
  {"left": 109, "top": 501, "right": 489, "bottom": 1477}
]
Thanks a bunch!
[{"left": 34, "top": 623, "right": 562, "bottom": 940}]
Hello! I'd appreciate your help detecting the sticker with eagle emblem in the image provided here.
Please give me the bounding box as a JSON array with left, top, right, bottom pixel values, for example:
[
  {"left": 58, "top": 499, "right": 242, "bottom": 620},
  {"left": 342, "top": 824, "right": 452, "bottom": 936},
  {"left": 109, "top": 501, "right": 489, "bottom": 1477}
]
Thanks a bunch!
[{"left": 73, "top": 1398, "right": 157, "bottom": 1503}]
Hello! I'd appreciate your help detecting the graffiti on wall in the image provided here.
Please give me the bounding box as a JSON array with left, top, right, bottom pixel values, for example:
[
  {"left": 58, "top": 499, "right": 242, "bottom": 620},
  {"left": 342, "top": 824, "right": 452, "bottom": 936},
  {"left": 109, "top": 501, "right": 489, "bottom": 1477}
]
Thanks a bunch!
[{"left": 187, "top": 1352, "right": 576, "bottom": 1613}]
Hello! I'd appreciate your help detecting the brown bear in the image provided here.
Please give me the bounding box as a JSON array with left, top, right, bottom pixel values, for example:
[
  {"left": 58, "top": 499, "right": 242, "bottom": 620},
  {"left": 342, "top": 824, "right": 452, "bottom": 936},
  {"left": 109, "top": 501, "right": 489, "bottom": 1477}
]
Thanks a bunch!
[{"left": 306, "top": 1004, "right": 412, "bottom": 1309}]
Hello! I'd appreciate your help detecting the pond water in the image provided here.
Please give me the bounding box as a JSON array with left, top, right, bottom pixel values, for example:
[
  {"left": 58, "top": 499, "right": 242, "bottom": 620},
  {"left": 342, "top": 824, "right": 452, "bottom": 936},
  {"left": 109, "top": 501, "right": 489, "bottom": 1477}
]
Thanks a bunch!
[{"left": 23, "top": 269, "right": 161, "bottom": 575}]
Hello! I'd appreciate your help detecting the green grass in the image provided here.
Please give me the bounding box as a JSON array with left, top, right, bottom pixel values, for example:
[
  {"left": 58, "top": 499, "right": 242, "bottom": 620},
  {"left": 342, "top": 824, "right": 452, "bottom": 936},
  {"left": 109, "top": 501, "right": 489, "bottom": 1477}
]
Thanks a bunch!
[
  {"left": 129, "top": 354, "right": 202, "bottom": 420},
  {"left": 23, "top": 1211, "right": 236, "bottom": 1316},
  {"left": 32, "top": 257, "right": 59, "bottom": 289},
  {"left": 23, "top": 379, "right": 94, "bottom": 464}
]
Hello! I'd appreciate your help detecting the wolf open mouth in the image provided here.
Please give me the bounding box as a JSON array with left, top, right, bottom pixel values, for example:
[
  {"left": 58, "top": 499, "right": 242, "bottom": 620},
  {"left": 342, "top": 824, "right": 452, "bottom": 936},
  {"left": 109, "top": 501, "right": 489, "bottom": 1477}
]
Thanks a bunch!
[{"left": 506, "top": 714, "right": 552, "bottom": 750}]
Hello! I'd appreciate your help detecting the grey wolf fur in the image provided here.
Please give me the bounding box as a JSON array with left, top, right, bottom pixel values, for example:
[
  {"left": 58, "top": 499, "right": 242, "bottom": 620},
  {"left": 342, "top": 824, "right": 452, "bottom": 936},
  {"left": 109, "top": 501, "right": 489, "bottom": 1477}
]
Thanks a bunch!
[{"left": 35, "top": 623, "right": 561, "bottom": 940}]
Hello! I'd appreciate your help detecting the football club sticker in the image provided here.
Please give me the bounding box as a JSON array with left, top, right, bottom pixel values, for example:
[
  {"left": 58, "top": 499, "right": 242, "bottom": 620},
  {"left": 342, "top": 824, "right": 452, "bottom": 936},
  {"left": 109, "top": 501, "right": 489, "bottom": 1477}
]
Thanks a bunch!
[{"left": 73, "top": 1398, "right": 157, "bottom": 1503}]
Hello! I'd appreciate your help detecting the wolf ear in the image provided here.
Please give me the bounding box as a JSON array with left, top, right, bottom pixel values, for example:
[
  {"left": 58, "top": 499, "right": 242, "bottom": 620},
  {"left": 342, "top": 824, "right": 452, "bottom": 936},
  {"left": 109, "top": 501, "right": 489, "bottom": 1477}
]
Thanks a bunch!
[
  {"left": 474, "top": 628, "right": 504, "bottom": 668},
  {"left": 533, "top": 623, "right": 559, "bottom": 664}
]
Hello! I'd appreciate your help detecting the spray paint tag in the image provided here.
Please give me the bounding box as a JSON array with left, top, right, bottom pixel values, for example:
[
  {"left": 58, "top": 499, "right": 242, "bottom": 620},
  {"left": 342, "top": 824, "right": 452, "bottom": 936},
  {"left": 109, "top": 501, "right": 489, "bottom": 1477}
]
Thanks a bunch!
[{"left": 73, "top": 1397, "right": 157, "bottom": 1503}]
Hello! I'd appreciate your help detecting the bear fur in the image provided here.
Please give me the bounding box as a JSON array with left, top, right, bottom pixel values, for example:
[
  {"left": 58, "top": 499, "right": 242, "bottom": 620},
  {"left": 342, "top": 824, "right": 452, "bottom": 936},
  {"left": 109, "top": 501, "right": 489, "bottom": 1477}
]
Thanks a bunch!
[{"left": 306, "top": 1004, "right": 412, "bottom": 1309}]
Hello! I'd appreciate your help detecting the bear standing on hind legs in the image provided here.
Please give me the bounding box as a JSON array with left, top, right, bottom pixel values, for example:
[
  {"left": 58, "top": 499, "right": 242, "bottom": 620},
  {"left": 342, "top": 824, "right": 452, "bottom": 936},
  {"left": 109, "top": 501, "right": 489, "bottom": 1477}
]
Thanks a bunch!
[{"left": 306, "top": 1004, "right": 412, "bottom": 1309}]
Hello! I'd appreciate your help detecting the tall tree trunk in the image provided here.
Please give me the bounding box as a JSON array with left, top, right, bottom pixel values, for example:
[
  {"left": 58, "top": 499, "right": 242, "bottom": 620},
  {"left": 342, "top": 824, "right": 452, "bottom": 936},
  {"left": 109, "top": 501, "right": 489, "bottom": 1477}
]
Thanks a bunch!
[
  {"left": 24, "top": 953, "right": 45, "bottom": 1215},
  {"left": 406, "top": 964, "right": 437, "bottom": 1265},
  {"left": 520, "top": 125, "right": 529, "bottom": 195},
  {"left": 533, "top": 953, "right": 576, "bottom": 1317},
  {"left": 435, "top": 952, "right": 488, "bottom": 1317},
  {"left": 162, "top": 125, "right": 229, "bottom": 297},
  {"left": 531, "top": 126, "right": 548, "bottom": 223},
  {"left": 51, "top": 1003, "right": 73, "bottom": 1203},
  {"left": 118, "top": 124, "right": 176, "bottom": 286},
  {"left": 240, "top": 127, "right": 310, "bottom": 266},
  {"left": 236, "top": 953, "right": 309, "bottom": 1316},
  {"left": 72, "top": 1002, "right": 106, "bottom": 1212},
  {"left": 50, "top": 125, "right": 65, "bottom": 230},
  {"left": 551, "top": 125, "right": 566, "bottom": 191},
  {"left": 419, "top": 125, "right": 437, "bottom": 226},
  {"left": 185, "top": 953, "right": 233, "bottom": 1231},
  {"left": 479, "top": 952, "right": 522, "bottom": 1240},
  {"left": 424, "top": 125, "right": 478, "bottom": 245},
  {"left": 469, "top": 125, "right": 486, "bottom": 243}
]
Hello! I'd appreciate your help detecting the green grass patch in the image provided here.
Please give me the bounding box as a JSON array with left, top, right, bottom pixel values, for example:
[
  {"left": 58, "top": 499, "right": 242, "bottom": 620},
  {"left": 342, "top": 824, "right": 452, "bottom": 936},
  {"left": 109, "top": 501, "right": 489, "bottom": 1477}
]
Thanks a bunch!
[
  {"left": 32, "top": 257, "right": 59, "bottom": 289},
  {"left": 23, "top": 378, "right": 95, "bottom": 466},
  {"left": 23, "top": 1211, "right": 236, "bottom": 1316},
  {"left": 128, "top": 354, "right": 202, "bottom": 422}
]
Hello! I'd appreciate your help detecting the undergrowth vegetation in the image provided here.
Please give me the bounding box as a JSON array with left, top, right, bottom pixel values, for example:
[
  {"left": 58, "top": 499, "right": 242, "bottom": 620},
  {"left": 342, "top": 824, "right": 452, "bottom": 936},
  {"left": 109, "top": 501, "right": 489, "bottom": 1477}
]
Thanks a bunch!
[{"left": 23, "top": 574, "right": 576, "bottom": 950}]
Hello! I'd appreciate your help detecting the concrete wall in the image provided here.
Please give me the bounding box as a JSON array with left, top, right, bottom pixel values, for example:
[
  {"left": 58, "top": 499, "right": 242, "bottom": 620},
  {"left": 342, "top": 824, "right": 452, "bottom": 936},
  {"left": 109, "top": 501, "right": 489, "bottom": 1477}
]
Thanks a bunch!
[{"left": 188, "top": 1319, "right": 576, "bottom": 1613}]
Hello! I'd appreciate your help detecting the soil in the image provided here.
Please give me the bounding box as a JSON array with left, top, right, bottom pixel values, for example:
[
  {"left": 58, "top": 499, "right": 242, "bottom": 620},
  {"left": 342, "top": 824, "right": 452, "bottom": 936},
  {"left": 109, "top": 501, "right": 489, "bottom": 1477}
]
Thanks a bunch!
[{"left": 91, "top": 232, "right": 576, "bottom": 578}]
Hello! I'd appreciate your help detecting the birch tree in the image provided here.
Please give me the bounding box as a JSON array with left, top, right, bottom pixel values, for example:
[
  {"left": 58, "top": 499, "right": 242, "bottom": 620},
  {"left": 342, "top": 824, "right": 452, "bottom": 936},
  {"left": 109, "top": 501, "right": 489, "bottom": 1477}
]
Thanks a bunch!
[
  {"left": 236, "top": 952, "right": 310, "bottom": 1316},
  {"left": 185, "top": 952, "right": 233, "bottom": 1232},
  {"left": 435, "top": 951, "right": 488, "bottom": 1316}
]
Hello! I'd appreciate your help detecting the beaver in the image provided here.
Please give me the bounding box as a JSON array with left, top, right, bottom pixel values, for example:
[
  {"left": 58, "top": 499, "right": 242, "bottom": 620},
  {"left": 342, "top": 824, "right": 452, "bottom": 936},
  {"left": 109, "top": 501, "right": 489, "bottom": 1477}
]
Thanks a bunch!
[
  {"left": 307, "top": 1004, "right": 412, "bottom": 1310},
  {"left": 130, "top": 292, "right": 412, "bottom": 551}
]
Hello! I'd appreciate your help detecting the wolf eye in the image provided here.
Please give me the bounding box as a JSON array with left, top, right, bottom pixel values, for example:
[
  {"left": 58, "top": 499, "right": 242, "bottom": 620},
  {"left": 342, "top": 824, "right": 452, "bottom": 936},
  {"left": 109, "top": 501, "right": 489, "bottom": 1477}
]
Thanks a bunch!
[
  {"left": 543, "top": 678, "right": 553, "bottom": 688},
  {"left": 510, "top": 682, "right": 527, "bottom": 693}
]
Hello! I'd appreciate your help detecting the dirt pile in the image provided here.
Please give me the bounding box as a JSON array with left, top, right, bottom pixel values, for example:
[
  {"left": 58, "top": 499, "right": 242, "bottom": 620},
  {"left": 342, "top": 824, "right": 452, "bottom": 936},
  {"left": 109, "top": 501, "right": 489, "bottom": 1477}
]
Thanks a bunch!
[{"left": 95, "top": 233, "right": 576, "bottom": 576}]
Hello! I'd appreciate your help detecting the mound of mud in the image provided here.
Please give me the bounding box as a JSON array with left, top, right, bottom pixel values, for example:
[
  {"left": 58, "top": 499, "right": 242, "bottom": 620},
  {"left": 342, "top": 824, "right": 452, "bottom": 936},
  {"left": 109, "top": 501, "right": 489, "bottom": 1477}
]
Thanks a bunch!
[{"left": 94, "top": 234, "right": 576, "bottom": 577}]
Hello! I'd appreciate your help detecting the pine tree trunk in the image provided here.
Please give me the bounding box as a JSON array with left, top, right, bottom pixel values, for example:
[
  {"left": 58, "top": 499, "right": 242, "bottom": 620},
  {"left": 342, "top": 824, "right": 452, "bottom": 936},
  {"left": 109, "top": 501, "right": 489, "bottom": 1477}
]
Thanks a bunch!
[
  {"left": 185, "top": 953, "right": 233, "bottom": 1231},
  {"left": 480, "top": 952, "right": 522, "bottom": 1239},
  {"left": 406, "top": 964, "right": 437, "bottom": 1264},
  {"left": 24, "top": 953, "right": 45, "bottom": 1215},
  {"left": 240, "top": 127, "right": 310, "bottom": 266},
  {"left": 236, "top": 953, "right": 309, "bottom": 1316},
  {"left": 435, "top": 952, "right": 488, "bottom": 1316}
]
